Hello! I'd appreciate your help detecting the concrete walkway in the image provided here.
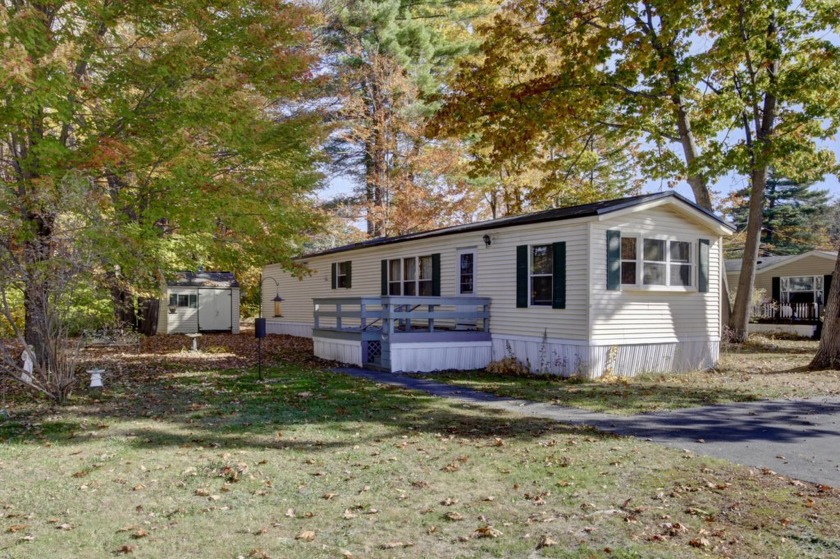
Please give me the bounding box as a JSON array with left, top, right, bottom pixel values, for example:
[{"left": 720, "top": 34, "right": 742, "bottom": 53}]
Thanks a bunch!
[{"left": 334, "top": 367, "right": 840, "bottom": 487}]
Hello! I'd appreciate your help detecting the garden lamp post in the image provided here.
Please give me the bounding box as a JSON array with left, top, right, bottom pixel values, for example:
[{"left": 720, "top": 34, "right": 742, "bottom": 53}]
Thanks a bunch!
[{"left": 256, "top": 276, "right": 283, "bottom": 381}]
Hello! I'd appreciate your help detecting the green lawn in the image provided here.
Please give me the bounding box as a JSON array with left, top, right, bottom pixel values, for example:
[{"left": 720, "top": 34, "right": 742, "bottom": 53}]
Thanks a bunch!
[
  {"left": 0, "top": 336, "right": 839, "bottom": 558},
  {"left": 414, "top": 336, "right": 840, "bottom": 415}
]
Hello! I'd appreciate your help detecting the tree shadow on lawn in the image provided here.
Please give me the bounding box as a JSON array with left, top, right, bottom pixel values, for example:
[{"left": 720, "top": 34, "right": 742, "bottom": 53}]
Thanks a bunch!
[{"left": 0, "top": 365, "right": 608, "bottom": 451}]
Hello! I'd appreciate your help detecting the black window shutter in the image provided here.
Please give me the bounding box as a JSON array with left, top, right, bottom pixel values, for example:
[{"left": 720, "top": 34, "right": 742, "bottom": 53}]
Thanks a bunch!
[
  {"left": 771, "top": 276, "right": 781, "bottom": 302},
  {"left": 381, "top": 260, "right": 388, "bottom": 296},
  {"left": 331, "top": 263, "right": 337, "bottom": 290},
  {"left": 606, "top": 230, "right": 621, "bottom": 291},
  {"left": 552, "top": 242, "right": 566, "bottom": 309},
  {"left": 346, "top": 261, "right": 352, "bottom": 289},
  {"left": 698, "top": 239, "right": 710, "bottom": 293},
  {"left": 516, "top": 245, "right": 528, "bottom": 308},
  {"left": 431, "top": 253, "right": 441, "bottom": 296}
]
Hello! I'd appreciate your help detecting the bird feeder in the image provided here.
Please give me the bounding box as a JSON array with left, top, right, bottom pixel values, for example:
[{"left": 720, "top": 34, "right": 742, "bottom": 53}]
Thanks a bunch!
[{"left": 273, "top": 294, "right": 285, "bottom": 317}]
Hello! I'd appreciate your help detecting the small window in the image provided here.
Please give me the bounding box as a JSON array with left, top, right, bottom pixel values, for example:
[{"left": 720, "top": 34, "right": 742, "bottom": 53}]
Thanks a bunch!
[
  {"left": 530, "top": 245, "right": 553, "bottom": 305},
  {"left": 170, "top": 293, "right": 197, "bottom": 308},
  {"left": 418, "top": 255, "right": 433, "bottom": 296},
  {"left": 669, "top": 241, "right": 692, "bottom": 287},
  {"left": 459, "top": 252, "right": 474, "bottom": 294},
  {"left": 337, "top": 261, "right": 350, "bottom": 288},
  {"left": 389, "top": 259, "right": 402, "bottom": 295},
  {"left": 642, "top": 239, "right": 667, "bottom": 285},
  {"left": 403, "top": 258, "right": 416, "bottom": 296},
  {"left": 620, "top": 238, "right": 637, "bottom": 285}
]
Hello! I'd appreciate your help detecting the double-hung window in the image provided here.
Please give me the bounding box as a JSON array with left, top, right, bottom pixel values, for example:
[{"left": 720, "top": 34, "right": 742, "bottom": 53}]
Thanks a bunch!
[
  {"left": 387, "top": 255, "right": 434, "bottom": 296},
  {"left": 530, "top": 245, "right": 553, "bottom": 305},
  {"left": 331, "top": 260, "right": 352, "bottom": 289},
  {"left": 336, "top": 261, "right": 350, "bottom": 288},
  {"left": 388, "top": 259, "right": 402, "bottom": 295},
  {"left": 620, "top": 237, "right": 694, "bottom": 288}
]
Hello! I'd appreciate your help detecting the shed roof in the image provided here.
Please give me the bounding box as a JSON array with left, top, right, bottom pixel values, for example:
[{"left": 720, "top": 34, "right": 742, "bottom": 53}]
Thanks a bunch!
[
  {"left": 303, "top": 191, "right": 733, "bottom": 259},
  {"left": 169, "top": 271, "right": 239, "bottom": 288}
]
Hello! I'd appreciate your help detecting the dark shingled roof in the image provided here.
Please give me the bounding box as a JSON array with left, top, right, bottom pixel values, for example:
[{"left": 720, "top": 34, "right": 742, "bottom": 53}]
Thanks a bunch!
[
  {"left": 303, "top": 191, "right": 732, "bottom": 259},
  {"left": 169, "top": 271, "right": 239, "bottom": 288}
]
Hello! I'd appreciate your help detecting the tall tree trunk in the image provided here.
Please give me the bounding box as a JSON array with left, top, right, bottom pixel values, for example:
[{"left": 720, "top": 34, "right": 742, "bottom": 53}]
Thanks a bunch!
[
  {"left": 22, "top": 212, "right": 55, "bottom": 366},
  {"left": 728, "top": 8, "right": 779, "bottom": 343},
  {"left": 729, "top": 166, "right": 768, "bottom": 341},
  {"left": 809, "top": 247, "right": 840, "bottom": 369}
]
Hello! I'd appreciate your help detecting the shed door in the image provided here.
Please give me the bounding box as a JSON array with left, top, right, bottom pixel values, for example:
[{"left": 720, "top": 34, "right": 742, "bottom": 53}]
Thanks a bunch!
[{"left": 199, "top": 289, "right": 232, "bottom": 331}]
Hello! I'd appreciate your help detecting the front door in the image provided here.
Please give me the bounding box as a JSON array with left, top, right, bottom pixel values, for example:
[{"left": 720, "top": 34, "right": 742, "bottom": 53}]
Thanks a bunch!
[{"left": 199, "top": 289, "right": 232, "bottom": 331}]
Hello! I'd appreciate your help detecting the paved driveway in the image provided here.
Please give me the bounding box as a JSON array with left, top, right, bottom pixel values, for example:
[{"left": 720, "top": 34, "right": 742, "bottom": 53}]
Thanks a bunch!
[{"left": 335, "top": 368, "right": 840, "bottom": 487}]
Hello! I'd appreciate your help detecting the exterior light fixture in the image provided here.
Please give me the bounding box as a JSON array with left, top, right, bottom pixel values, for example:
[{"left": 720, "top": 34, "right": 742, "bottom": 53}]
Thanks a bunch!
[{"left": 483, "top": 234, "right": 492, "bottom": 247}]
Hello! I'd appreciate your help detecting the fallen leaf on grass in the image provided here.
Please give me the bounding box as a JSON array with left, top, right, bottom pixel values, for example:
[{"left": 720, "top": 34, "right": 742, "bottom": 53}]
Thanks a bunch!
[
  {"left": 380, "top": 542, "right": 414, "bottom": 549},
  {"left": 472, "top": 526, "right": 502, "bottom": 539},
  {"left": 295, "top": 530, "right": 316, "bottom": 542}
]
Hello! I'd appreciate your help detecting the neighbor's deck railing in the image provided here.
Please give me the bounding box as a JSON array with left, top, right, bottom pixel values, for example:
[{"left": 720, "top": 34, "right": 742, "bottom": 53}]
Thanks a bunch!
[
  {"left": 313, "top": 296, "right": 491, "bottom": 334},
  {"left": 750, "top": 302, "right": 821, "bottom": 323}
]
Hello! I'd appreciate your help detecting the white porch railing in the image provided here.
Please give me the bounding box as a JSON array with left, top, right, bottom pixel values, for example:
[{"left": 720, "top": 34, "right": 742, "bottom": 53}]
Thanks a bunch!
[{"left": 751, "top": 302, "right": 821, "bottom": 322}]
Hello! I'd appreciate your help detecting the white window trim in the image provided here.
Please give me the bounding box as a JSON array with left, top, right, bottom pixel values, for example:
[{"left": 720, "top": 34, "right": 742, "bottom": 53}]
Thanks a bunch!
[
  {"left": 530, "top": 244, "right": 553, "bottom": 306},
  {"left": 620, "top": 235, "right": 697, "bottom": 292}
]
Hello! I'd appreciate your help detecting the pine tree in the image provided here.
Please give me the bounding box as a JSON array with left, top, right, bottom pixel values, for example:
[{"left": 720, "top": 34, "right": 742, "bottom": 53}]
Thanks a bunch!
[
  {"left": 320, "top": 0, "right": 493, "bottom": 236},
  {"left": 724, "top": 173, "right": 831, "bottom": 256}
]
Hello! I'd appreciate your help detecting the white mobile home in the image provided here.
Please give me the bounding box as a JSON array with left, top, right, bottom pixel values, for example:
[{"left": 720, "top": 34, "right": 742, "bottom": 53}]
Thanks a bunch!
[
  {"left": 262, "top": 192, "right": 733, "bottom": 377},
  {"left": 158, "top": 271, "right": 241, "bottom": 335}
]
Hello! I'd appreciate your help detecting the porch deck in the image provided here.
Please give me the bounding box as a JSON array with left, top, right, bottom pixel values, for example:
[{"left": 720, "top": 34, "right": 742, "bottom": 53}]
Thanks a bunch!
[{"left": 312, "top": 296, "right": 492, "bottom": 372}]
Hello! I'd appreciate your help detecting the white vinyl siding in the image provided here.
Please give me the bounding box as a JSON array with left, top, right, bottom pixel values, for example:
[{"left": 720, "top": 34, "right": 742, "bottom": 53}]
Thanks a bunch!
[
  {"left": 159, "top": 285, "right": 240, "bottom": 335},
  {"left": 590, "top": 206, "right": 721, "bottom": 343},
  {"left": 165, "top": 287, "right": 199, "bottom": 334},
  {"left": 263, "top": 219, "right": 592, "bottom": 341}
]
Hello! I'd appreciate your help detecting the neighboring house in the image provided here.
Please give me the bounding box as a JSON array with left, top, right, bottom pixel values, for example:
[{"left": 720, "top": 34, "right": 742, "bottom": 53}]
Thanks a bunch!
[
  {"left": 725, "top": 250, "right": 835, "bottom": 337},
  {"left": 157, "top": 271, "right": 241, "bottom": 335},
  {"left": 262, "top": 192, "right": 733, "bottom": 378}
]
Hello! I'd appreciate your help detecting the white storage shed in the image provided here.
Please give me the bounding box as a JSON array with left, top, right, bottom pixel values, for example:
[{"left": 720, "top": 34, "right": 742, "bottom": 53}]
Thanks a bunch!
[{"left": 157, "top": 271, "right": 241, "bottom": 335}]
